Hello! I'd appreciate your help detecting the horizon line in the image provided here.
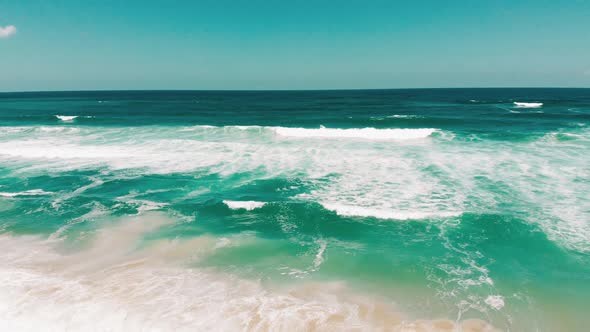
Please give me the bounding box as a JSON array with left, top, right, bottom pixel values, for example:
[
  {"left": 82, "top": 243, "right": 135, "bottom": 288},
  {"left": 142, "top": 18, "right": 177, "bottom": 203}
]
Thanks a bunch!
[{"left": 2, "top": 86, "right": 590, "bottom": 94}]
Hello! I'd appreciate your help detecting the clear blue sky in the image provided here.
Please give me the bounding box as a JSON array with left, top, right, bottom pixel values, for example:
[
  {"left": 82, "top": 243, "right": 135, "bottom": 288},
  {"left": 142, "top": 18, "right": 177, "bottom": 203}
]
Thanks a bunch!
[{"left": 1, "top": 0, "right": 589, "bottom": 91}]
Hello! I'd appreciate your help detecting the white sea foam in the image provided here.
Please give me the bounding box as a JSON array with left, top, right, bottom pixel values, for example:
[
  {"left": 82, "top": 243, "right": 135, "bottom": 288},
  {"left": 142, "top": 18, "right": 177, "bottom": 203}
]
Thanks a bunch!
[
  {"left": 39, "top": 126, "right": 81, "bottom": 133},
  {"left": 55, "top": 115, "right": 78, "bottom": 121},
  {"left": 52, "top": 177, "right": 105, "bottom": 209},
  {"left": 513, "top": 102, "right": 543, "bottom": 108},
  {"left": 180, "top": 125, "right": 437, "bottom": 141},
  {"left": 322, "top": 203, "right": 462, "bottom": 220},
  {"left": 273, "top": 127, "right": 437, "bottom": 140},
  {"left": 0, "top": 124, "right": 588, "bottom": 253},
  {"left": 0, "top": 216, "right": 498, "bottom": 332},
  {"left": 0, "top": 127, "right": 28, "bottom": 135},
  {"left": 484, "top": 295, "right": 505, "bottom": 310},
  {"left": 0, "top": 189, "right": 52, "bottom": 197},
  {"left": 178, "top": 125, "right": 218, "bottom": 131},
  {"left": 0, "top": 120, "right": 584, "bottom": 329},
  {"left": 130, "top": 200, "right": 170, "bottom": 213},
  {"left": 312, "top": 239, "right": 327, "bottom": 271},
  {"left": 223, "top": 200, "right": 266, "bottom": 210},
  {"left": 371, "top": 115, "right": 422, "bottom": 120},
  {"left": 0, "top": 126, "right": 81, "bottom": 136},
  {"left": 180, "top": 125, "right": 263, "bottom": 132}
]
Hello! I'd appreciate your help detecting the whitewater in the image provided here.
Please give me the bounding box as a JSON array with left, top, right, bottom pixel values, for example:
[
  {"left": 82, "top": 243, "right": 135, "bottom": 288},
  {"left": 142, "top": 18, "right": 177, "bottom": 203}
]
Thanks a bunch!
[{"left": 0, "top": 89, "right": 589, "bottom": 331}]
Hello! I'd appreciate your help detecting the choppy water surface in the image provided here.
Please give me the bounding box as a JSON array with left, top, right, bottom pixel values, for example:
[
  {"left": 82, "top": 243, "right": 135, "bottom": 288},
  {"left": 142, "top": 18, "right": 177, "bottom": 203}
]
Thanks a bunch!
[{"left": 1, "top": 89, "right": 589, "bottom": 331}]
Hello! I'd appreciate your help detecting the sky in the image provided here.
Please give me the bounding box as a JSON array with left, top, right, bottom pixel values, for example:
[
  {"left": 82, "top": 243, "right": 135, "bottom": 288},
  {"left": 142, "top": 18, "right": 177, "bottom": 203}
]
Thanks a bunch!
[{"left": 1, "top": 0, "right": 589, "bottom": 91}]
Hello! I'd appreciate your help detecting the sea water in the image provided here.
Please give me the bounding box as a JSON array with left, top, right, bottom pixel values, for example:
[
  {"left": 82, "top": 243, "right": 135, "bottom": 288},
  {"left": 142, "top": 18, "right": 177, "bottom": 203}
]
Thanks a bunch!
[{"left": 0, "top": 89, "right": 589, "bottom": 331}]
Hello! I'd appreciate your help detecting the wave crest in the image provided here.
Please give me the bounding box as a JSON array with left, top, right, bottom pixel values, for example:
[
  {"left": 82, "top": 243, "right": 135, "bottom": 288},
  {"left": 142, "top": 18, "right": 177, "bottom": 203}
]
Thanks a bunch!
[
  {"left": 223, "top": 200, "right": 266, "bottom": 210},
  {"left": 55, "top": 115, "right": 78, "bottom": 122},
  {"left": 322, "top": 203, "right": 462, "bottom": 220},
  {"left": 513, "top": 102, "right": 543, "bottom": 108},
  {"left": 273, "top": 127, "right": 437, "bottom": 140}
]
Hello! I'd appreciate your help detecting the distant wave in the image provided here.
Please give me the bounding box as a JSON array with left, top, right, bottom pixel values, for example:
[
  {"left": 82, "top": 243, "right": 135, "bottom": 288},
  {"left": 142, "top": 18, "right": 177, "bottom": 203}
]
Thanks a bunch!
[
  {"left": 513, "top": 102, "right": 543, "bottom": 108},
  {"left": 223, "top": 200, "right": 266, "bottom": 210},
  {"left": 322, "top": 203, "right": 462, "bottom": 220},
  {"left": 0, "top": 189, "right": 52, "bottom": 197},
  {"left": 273, "top": 127, "right": 437, "bottom": 140},
  {"left": 387, "top": 114, "right": 422, "bottom": 119},
  {"left": 55, "top": 115, "right": 78, "bottom": 122},
  {"left": 370, "top": 115, "right": 423, "bottom": 120},
  {"left": 179, "top": 125, "right": 439, "bottom": 140},
  {"left": 179, "top": 125, "right": 263, "bottom": 132}
]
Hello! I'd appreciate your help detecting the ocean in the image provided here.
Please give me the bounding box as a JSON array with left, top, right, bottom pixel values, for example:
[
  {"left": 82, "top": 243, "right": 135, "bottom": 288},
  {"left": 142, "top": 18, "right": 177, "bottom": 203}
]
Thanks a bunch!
[{"left": 0, "top": 88, "right": 589, "bottom": 331}]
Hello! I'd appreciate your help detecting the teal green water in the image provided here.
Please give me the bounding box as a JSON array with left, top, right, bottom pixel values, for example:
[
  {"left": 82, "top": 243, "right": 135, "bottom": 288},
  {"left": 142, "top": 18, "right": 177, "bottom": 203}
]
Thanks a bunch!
[{"left": 0, "top": 89, "right": 589, "bottom": 331}]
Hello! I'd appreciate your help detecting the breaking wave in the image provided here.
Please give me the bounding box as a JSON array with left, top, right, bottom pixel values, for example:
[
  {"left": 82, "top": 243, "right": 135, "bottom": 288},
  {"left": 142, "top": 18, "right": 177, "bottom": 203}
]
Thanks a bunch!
[
  {"left": 179, "top": 125, "right": 440, "bottom": 140},
  {"left": 223, "top": 200, "right": 267, "bottom": 211},
  {"left": 513, "top": 102, "right": 543, "bottom": 108},
  {"left": 55, "top": 115, "right": 78, "bottom": 122},
  {"left": 321, "top": 203, "right": 463, "bottom": 220},
  {"left": 272, "top": 127, "right": 437, "bottom": 140}
]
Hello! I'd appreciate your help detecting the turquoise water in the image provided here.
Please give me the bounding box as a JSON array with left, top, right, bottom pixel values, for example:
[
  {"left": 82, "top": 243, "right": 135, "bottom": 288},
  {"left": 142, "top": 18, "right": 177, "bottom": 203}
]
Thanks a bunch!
[{"left": 0, "top": 89, "right": 589, "bottom": 331}]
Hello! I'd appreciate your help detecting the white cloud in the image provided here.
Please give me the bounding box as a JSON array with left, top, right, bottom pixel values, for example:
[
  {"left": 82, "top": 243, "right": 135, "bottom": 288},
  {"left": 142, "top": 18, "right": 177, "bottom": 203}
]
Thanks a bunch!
[{"left": 0, "top": 25, "right": 17, "bottom": 38}]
